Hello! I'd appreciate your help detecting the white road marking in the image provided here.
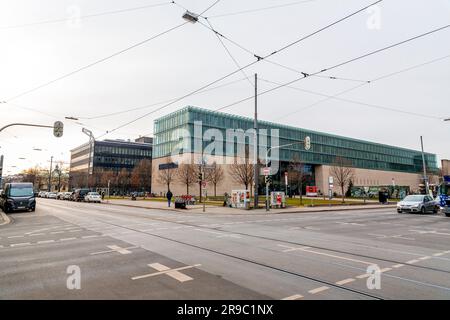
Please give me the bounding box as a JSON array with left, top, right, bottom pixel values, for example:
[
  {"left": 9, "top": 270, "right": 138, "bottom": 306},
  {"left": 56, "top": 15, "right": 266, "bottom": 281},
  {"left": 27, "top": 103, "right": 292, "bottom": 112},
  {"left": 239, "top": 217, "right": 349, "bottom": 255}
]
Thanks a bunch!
[
  {"left": 59, "top": 237, "right": 76, "bottom": 242},
  {"left": 282, "top": 294, "right": 303, "bottom": 300},
  {"left": 10, "top": 242, "right": 31, "bottom": 247},
  {"left": 50, "top": 231, "right": 65, "bottom": 234},
  {"left": 29, "top": 233, "right": 45, "bottom": 236},
  {"left": 91, "top": 245, "right": 138, "bottom": 255},
  {"left": 356, "top": 274, "right": 371, "bottom": 279},
  {"left": 81, "top": 235, "right": 99, "bottom": 239},
  {"left": 380, "top": 268, "right": 392, "bottom": 273},
  {"left": 418, "top": 256, "right": 431, "bottom": 260},
  {"left": 278, "top": 244, "right": 311, "bottom": 253},
  {"left": 335, "top": 278, "right": 355, "bottom": 285},
  {"left": 278, "top": 244, "right": 373, "bottom": 265},
  {"left": 8, "top": 235, "right": 24, "bottom": 238},
  {"left": 433, "top": 253, "right": 444, "bottom": 257},
  {"left": 132, "top": 263, "right": 201, "bottom": 282},
  {"left": 37, "top": 240, "right": 55, "bottom": 244},
  {"left": 308, "top": 286, "right": 329, "bottom": 294},
  {"left": 409, "top": 230, "right": 450, "bottom": 236},
  {"left": 392, "top": 264, "right": 405, "bottom": 268},
  {"left": 406, "top": 259, "right": 420, "bottom": 264}
]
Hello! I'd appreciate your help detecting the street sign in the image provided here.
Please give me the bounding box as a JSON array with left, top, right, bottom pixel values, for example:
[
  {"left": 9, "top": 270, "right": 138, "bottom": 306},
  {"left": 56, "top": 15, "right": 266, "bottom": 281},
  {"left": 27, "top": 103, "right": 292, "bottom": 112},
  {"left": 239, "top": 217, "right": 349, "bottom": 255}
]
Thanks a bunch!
[
  {"left": 304, "top": 136, "right": 311, "bottom": 150},
  {"left": 263, "top": 167, "right": 270, "bottom": 176},
  {"left": 53, "top": 121, "right": 64, "bottom": 138},
  {"left": 328, "top": 176, "right": 334, "bottom": 185}
]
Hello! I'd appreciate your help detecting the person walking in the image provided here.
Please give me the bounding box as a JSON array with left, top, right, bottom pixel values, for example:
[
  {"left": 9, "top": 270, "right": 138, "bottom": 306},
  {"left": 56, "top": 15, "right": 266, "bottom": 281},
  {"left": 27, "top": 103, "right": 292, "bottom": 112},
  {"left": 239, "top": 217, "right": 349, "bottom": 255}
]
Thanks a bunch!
[{"left": 166, "top": 190, "right": 173, "bottom": 207}]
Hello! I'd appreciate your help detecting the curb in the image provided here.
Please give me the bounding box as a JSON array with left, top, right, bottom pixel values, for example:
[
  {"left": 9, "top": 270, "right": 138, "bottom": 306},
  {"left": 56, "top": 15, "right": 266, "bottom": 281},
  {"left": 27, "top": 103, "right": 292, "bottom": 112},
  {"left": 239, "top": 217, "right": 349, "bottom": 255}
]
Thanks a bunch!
[
  {"left": 0, "top": 211, "right": 11, "bottom": 226},
  {"left": 102, "top": 201, "right": 185, "bottom": 213}
]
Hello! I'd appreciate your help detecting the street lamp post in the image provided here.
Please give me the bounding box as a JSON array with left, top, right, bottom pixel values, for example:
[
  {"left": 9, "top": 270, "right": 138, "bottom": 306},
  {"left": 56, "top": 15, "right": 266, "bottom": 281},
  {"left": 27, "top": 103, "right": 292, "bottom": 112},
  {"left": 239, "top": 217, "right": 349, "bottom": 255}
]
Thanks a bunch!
[
  {"left": 48, "top": 156, "right": 53, "bottom": 192},
  {"left": 82, "top": 128, "right": 95, "bottom": 189},
  {"left": 420, "top": 136, "right": 430, "bottom": 196},
  {"left": 265, "top": 137, "right": 311, "bottom": 211}
]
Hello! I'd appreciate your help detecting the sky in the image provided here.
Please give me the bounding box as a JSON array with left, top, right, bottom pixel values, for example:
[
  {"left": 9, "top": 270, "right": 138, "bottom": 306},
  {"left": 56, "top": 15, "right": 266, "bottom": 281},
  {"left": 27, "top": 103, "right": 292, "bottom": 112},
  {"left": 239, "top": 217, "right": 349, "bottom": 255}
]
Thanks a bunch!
[{"left": 1, "top": 0, "right": 450, "bottom": 175}]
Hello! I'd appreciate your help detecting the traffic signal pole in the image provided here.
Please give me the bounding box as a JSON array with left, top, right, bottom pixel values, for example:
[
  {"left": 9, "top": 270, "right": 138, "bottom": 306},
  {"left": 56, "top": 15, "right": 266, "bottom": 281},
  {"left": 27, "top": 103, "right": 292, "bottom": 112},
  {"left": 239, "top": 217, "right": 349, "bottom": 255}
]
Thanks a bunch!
[{"left": 253, "top": 73, "right": 259, "bottom": 209}]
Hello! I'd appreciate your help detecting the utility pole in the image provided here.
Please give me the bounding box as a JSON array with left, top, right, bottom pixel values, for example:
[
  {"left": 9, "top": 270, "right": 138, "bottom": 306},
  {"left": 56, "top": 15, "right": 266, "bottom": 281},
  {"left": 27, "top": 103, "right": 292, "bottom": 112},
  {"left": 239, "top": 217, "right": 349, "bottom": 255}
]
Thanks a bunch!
[
  {"left": 420, "top": 136, "right": 430, "bottom": 195},
  {"left": 48, "top": 156, "right": 53, "bottom": 192},
  {"left": 253, "top": 73, "right": 259, "bottom": 209}
]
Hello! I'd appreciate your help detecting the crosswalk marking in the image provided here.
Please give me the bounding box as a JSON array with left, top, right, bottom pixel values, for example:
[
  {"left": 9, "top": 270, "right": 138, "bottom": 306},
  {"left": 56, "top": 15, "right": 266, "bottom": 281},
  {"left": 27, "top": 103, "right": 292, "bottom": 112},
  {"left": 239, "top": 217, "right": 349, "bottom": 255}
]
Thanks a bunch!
[{"left": 282, "top": 294, "right": 303, "bottom": 300}]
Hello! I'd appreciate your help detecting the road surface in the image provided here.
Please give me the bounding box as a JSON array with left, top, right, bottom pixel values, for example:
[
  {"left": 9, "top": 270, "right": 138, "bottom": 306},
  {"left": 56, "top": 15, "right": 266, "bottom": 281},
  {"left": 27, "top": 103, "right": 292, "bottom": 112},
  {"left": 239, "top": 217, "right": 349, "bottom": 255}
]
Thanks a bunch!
[{"left": 1, "top": 198, "right": 450, "bottom": 300}]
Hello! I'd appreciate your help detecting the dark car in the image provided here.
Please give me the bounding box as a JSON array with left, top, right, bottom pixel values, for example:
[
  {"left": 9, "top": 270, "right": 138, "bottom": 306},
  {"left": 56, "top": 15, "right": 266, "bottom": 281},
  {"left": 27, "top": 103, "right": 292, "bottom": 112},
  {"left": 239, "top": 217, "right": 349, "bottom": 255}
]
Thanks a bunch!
[
  {"left": 0, "top": 182, "right": 36, "bottom": 213},
  {"left": 71, "top": 188, "right": 90, "bottom": 202}
]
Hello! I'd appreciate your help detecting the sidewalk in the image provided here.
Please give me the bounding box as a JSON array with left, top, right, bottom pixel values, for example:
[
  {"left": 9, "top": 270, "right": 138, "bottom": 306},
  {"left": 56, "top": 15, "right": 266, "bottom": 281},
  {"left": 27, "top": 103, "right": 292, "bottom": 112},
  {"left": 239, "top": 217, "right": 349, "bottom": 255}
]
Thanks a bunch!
[{"left": 103, "top": 198, "right": 396, "bottom": 215}]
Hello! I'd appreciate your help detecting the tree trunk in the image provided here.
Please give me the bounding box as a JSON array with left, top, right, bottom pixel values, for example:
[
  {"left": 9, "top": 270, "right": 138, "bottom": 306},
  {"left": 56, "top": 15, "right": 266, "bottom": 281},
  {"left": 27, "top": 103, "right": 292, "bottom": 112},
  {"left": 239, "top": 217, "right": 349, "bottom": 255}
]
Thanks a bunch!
[
  {"left": 186, "top": 184, "right": 189, "bottom": 195},
  {"left": 214, "top": 184, "right": 217, "bottom": 197},
  {"left": 341, "top": 185, "right": 345, "bottom": 203}
]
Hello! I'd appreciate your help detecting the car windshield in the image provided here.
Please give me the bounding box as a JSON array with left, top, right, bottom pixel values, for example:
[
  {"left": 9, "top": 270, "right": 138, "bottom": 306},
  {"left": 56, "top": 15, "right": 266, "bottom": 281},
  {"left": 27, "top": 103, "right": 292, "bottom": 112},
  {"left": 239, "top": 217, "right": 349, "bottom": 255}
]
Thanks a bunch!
[
  {"left": 403, "top": 195, "right": 424, "bottom": 202},
  {"left": 89, "top": 192, "right": 100, "bottom": 196},
  {"left": 9, "top": 186, "right": 33, "bottom": 197}
]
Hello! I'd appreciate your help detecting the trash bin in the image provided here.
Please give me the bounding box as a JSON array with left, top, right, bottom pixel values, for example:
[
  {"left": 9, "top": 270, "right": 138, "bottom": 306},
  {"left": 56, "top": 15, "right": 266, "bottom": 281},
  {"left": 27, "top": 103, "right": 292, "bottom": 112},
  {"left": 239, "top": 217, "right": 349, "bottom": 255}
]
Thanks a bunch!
[{"left": 174, "top": 198, "right": 187, "bottom": 209}]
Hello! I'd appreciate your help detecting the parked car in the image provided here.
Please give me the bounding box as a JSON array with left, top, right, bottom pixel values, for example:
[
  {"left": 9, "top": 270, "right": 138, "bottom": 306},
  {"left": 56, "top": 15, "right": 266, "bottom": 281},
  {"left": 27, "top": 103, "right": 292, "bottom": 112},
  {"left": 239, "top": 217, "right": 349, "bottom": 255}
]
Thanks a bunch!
[
  {"left": 0, "top": 182, "right": 36, "bottom": 213},
  {"left": 37, "top": 191, "right": 44, "bottom": 198},
  {"left": 63, "top": 192, "right": 73, "bottom": 200},
  {"left": 42, "top": 191, "right": 49, "bottom": 198},
  {"left": 397, "top": 195, "right": 439, "bottom": 214},
  {"left": 56, "top": 192, "right": 65, "bottom": 200},
  {"left": 47, "top": 192, "right": 58, "bottom": 199},
  {"left": 71, "top": 188, "right": 90, "bottom": 202},
  {"left": 84, "top": 192, "right": 101, "bottom": 203}
]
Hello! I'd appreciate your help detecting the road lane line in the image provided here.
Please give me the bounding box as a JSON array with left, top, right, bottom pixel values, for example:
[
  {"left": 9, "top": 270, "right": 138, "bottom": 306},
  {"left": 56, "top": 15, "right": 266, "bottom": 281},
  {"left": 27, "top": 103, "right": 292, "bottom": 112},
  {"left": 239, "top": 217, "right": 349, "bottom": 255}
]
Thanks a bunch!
[
  {"left": 7, "top": 235, "right": 24, "bottom": 239},
  {"left": 132, "top": 264, "right": 201, "bottom": 282},
  {"left": 51, "top": 231, "right": 65, "bottom": 234},
  {"left": 335, "top": 278, "right": 355, "bottom": 285},
  {"left": 392, "top": 264, "right": 405, "bottom": 268},
  {"left": 406, "top": 259, "right": 420, "bottom": 264},
  {"left": 10, "top": 242, "right": 31, "bottom": 247},
  {"left": 433, "top": 253, "right": 444, "bottom": 257},
  {"left": 81, "top": 235, "right": 99, "bottom": 239},
  {"left": 356, "top": 274, "right": 371, "bottom": 279},
  {"left": 29, "top": 233, "right": 45, "bottom": 236},
  {"left": 380, "top": 268, "right": 392, "bottom": 273},
  {"left": 282, "top": 294, "right": 304, "bottom": 300},
  {"left": 418, "top": 256, "right": 431, "bottom": 260},
  {"left": 59, "top": 237, "right": 76, "bottom": 242},
  {"left": 308, "top": 286, "right": 329, "bottom": 294},
  {"left": 37, "top": 240, "right": 55, "bottom": 244}
]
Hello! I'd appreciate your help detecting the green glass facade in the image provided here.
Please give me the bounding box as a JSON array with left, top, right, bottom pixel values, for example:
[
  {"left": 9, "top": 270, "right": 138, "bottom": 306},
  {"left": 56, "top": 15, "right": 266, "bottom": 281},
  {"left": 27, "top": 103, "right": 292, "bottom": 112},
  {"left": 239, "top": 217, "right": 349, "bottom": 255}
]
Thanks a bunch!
[{"left": 154, "top": 106, "right": 438, "bottom": 174}]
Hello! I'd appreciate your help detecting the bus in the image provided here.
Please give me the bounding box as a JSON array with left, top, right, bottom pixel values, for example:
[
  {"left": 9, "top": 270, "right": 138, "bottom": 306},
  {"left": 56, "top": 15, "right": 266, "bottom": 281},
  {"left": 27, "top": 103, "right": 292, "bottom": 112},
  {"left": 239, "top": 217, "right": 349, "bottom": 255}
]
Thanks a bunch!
[{"left": 438, "top": 176, "right": 450, "bottom": 217}]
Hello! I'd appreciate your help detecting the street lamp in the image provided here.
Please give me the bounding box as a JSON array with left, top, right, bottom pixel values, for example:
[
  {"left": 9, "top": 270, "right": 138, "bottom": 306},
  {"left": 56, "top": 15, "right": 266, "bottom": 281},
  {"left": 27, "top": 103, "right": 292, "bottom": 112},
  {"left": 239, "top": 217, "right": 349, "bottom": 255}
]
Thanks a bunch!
[
  {"left": 182, "top": 10, "right": 199, "bottom": 23},
  {"left": 444, "top": 118, "right": 450, "bottom": 122},
  {"left": 264, "top": 137, "right": 311, "bottom": 211},
  {"left": 65, "top": 116, "right": 79, "bottom": 121},
  {"left": 82, "top": 128, "right": 95, "bottom": 189}
]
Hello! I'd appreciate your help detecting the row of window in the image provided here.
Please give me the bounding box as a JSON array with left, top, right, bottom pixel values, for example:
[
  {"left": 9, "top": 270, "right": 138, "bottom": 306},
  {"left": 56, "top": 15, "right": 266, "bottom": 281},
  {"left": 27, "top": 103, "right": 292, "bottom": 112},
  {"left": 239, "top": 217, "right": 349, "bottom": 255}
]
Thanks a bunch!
[{"left": 95, "top": 145, "right": 152, "bottom": 157}]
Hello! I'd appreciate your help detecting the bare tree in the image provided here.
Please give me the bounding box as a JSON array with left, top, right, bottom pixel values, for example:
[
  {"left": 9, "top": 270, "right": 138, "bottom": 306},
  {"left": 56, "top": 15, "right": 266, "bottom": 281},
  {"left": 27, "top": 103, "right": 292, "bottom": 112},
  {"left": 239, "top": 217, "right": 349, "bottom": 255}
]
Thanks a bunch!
[
  {"left": 330, "top": 157, "right": 355, "bottom": 203},
  {"left": 117, "top": 168, "right": 130, "bottom": 195},
  {"left": 205, "top": 162, "right": 224, "bottom": 197},
  {"left": 288, "top": 154, "right": 305, "bottom": 204},
  {"left": 229, "top": 160, "right": 254, "bottom": 191},
  {"left": 176, "top": 164, "right": 198, "bottom": 195},
  {"left": 158, "top": 167, "right": 176, "bottom": 193},
  {"left": 130, "top": 159, "right": 152, "bottom": 192}
]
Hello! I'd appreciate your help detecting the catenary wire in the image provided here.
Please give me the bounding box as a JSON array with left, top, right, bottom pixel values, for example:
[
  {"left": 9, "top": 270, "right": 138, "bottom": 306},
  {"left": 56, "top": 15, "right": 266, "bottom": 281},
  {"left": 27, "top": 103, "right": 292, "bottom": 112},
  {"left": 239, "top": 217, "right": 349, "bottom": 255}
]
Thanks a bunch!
[
  {"left": 206, "top": 0, "right": 318, "bottom": 19},
  {"left": 97, "top": 0, "right": 383, "bottom": 138},
  {"left": 0, "top": 1, "right": 174, "bottom": 30},
  {"left": 213, "top": 24, "right": 450, "bottom": 113},
  {"left": 274, "top": 53, "right": 450, "bottom": 120},
  {"left": 5, "top": 21, "right": 188, "bottom": 102}
]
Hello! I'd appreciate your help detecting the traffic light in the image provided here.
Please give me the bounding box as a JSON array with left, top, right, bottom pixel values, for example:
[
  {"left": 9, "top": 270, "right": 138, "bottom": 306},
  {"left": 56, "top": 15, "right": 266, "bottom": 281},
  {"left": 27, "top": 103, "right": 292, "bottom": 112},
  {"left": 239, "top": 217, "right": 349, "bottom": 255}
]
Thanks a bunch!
[{"left": 198, "top": 171, "right": 203, "bottom": 182}]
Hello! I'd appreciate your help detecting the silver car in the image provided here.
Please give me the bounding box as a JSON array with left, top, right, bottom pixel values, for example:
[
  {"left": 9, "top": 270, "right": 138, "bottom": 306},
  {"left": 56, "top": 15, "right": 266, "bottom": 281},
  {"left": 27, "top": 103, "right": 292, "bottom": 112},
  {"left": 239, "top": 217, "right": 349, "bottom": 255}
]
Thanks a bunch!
[{"left": 397, "top": 195, "right": 439, "bottom": 214}]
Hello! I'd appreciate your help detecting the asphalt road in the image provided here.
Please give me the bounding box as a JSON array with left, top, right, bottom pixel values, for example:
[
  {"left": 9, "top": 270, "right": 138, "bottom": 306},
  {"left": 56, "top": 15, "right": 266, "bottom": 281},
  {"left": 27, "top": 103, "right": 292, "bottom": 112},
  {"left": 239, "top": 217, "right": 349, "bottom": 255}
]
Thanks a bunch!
[{"left": 1, "top": 198, "right": 450, "bottom": 300}]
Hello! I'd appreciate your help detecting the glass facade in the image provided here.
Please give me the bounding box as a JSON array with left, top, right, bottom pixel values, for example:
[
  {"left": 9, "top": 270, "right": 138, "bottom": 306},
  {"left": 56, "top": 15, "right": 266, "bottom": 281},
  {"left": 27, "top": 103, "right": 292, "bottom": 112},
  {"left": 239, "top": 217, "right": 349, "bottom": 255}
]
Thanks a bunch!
[{"left": 154, "top": 106, "right": 438, "bottom": 174}]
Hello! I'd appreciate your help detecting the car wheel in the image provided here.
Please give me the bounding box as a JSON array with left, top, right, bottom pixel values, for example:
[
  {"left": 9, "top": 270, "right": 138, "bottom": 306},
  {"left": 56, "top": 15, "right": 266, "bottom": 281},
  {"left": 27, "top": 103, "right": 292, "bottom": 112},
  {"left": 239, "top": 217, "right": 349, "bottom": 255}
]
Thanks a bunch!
[
  {"left": 446, "top": 213, "right": 450, "bottom": 217},
  {"left": 421, "top": 206, "right": 426, "bottom": 214},
  {"left": 397, "top": 209, "right": 402, "bottom": 213},
  {"left": 433, "top": 207, "right": 439, "bottom": 214}
]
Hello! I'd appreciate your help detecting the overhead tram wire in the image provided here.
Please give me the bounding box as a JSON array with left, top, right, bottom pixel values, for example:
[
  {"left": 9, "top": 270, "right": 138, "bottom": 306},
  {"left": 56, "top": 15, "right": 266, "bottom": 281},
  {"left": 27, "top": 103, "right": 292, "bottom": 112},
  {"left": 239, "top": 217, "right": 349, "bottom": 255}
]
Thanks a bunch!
[
  {"left": 259, "top": 78, "right": 443, "bottom": 120},
  {"left": 274, "top": 53, "right": 450, "bottom": 121},
  {"left": 79, "top": 77, "right": 248, "bottom": 120},
  {"left": 205, "top": 0, "right": 318, "bottom": 19},
  {"left": 6, "top": 21, "right": 188, "bottom": 103},
  {"left": 98, "top": 0, "right": 383, "bottom": 138},
  {"left": 198, "top": 19, "right": 370, "bottom": 83},
  {"left": 213, "top": 24, "right": 450, "bottom": 113},
  {"left": 204, "top": 19, "right": 254, "bottom": 88},
  {"left": 0, "top": 1, "right": 174, "bottom": 30},
  {"left": 199, "top": 0, "right": 223, "bottom": 16}
]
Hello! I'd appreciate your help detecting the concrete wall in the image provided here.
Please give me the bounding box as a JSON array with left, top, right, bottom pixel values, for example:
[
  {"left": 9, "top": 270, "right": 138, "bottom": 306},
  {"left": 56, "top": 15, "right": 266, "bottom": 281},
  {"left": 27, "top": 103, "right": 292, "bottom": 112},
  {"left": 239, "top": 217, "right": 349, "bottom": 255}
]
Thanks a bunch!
[{"left": 315, "top": 165, "right": 431, "bottom": 195}]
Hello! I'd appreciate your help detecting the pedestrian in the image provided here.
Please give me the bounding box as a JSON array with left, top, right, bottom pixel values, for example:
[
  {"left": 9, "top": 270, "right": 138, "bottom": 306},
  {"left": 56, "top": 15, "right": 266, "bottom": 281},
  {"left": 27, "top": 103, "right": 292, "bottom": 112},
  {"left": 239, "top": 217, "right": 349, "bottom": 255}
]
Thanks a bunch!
[
  {"left": 167, "top": 189, "right": 173, "bottom": 207},
  {"left": 101, "top": 191, "right": 105, "bottom": 200}
]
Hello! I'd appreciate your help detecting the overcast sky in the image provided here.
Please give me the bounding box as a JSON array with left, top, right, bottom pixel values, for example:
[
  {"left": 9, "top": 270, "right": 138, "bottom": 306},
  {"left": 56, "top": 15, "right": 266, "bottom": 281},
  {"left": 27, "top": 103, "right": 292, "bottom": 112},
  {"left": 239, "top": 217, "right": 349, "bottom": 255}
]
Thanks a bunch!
[{"left": 1, "top": 0, "right": 450, "bottom": 175}]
